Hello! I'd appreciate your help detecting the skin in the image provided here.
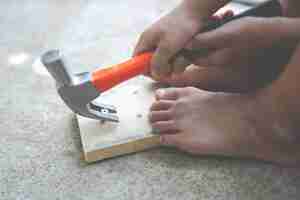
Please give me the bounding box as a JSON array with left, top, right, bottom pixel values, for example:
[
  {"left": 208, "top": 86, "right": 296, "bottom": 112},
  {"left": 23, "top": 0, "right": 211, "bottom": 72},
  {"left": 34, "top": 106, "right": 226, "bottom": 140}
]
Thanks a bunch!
[
  {"left": 161, "top": 17, "right": 298, "bottom": 92},
  {"left": 133, "top": 0, "right": 231, "bottom": 79},
  {"left": 148, "top": 17, "right": 300, "bottom": 165},
  {"left": 134, "top": 0, "right": 299, "bottom": 92},
  {"left": 149, "top": 74, "right": 300, "bottom": 166},
  {"left": 134, "top": 0, "right": 300, "bottom": 166}
]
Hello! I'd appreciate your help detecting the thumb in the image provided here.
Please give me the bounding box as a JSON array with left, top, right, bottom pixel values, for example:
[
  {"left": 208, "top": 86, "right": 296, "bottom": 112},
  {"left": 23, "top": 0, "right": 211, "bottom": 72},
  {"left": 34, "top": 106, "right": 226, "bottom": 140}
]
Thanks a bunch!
[
  {"left": 151, "top": 35, "right": 192, "bottom": 79},
  {"left": 133, "top": 28, "right": 160, "bottom": 57}
]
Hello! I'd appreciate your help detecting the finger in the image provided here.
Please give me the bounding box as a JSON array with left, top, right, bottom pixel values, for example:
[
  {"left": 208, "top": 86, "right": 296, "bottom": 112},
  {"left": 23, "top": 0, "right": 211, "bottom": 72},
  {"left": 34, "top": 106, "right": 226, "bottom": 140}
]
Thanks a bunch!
[
  {"left": 155, "top": 88, "right": 184, "bottom": 100},
  {"left": 133, "top": 29, "right": 160, "bottom": 56},
  {"left": 191, "top": 48, "right": 237, "bottom": 68},
  {"left": 149, "top": 110, "right": 173, "bottom": 123},
  {"left": 198, "top": 68, "right": 248, "bottom": 92},
  {"left": 168, "top": 65, "right": 251, "bottom": 92},
  {"left": 185, "top": 23, "right": 237, "bottom": 51},
  {"left": 152, "top": 120, "right": 178, "bottom": 133},
  {"left": 151, "top": 29, "right": 198, "bottom": 78},
  {"left": 160, "top": 134, "right": 185, "bottom": 147},
  {"left": 150, "top": 100, "right": 174, "bottom": 111},
  {"left": 151, "top": 40, "right": 174, "bottom": 78},
  {"left": 189, "top": 57, "right": 211, "bottom": 67}
]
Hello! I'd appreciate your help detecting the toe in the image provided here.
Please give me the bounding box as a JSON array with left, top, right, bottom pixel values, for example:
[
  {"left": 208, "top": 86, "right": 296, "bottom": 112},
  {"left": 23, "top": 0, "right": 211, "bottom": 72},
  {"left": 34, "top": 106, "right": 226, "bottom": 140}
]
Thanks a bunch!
[
  {"left": 149, "top": 110, "right": 172, "bottom": 123},
  {"left": 150, "top": 100, "right": 174, "bottom": 111},
  {"left": 155, "top": 88, "right": 185, "bottom": 100},
  {"left": 160, "top": 134, "right": 185, "bottom": 147},
  {"left": 152, "top": 120, "right": 178, "bottom": 132}
]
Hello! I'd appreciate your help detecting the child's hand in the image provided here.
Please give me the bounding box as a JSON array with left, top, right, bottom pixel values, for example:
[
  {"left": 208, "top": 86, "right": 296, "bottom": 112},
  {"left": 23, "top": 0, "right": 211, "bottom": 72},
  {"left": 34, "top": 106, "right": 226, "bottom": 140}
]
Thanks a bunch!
[
  {"left": 133, "top": 3, "right": 207, "bottom": 80},
  {"left": 166, "top": 17, "right": 299, "bottom": 92}
]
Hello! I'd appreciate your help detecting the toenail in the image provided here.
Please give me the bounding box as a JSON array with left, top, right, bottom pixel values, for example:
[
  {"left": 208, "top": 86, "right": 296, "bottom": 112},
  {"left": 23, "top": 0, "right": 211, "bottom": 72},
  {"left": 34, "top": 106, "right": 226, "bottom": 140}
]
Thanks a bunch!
[{"left": 156, "top": 89, "right": 165, "bottom": 97}]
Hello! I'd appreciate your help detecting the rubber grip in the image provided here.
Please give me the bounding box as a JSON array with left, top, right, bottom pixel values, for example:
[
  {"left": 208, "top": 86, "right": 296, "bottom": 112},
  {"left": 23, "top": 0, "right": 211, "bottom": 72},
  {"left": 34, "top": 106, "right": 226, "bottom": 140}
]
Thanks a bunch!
[{"left": 91, "top": 52, "right": 153, "bottom": 92}]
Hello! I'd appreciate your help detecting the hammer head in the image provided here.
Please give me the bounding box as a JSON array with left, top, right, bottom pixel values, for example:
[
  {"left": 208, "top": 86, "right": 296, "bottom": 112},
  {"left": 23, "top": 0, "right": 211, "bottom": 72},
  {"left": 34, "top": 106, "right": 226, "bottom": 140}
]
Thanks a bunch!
[{"left": 41, "top": 50, "right": 119, "bottom": 122}]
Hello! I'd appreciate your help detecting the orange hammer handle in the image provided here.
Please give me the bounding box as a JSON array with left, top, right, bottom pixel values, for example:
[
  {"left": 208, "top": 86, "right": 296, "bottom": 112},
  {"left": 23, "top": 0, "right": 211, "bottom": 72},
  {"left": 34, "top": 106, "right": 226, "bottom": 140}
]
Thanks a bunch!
[{"left": 91, "top": 52, "right": 153, "bottom": 92}]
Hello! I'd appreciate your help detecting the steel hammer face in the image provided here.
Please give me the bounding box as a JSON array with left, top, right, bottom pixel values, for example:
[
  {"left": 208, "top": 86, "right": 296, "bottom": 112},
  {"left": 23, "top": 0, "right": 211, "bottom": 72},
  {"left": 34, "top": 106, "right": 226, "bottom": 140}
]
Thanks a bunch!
[{"left": 41, "top": 50, "right": 120, "bottom": 122}]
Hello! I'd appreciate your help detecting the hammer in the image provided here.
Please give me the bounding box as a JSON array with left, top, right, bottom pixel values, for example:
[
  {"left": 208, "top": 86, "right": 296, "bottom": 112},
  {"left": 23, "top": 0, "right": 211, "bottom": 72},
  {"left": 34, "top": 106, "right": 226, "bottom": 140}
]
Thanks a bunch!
[{"left": 41, "top": 0, "right": 282, "bottom": 122}]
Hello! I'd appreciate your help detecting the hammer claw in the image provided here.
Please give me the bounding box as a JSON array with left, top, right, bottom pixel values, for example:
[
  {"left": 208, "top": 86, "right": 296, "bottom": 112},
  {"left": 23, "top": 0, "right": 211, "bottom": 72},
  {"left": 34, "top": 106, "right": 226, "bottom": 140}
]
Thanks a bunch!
[
  {"left": 42, "top": 50, "right": 119, "bottom": 122},
  {"left": 88, "top": 102, "right": 119, "bottom": 122}
]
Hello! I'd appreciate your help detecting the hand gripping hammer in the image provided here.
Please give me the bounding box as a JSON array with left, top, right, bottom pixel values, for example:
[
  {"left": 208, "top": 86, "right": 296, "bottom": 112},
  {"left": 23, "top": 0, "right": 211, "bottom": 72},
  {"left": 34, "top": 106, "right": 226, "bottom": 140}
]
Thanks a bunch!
[{"left": 41, "top": 0, "right": 282, "bottom": 122}]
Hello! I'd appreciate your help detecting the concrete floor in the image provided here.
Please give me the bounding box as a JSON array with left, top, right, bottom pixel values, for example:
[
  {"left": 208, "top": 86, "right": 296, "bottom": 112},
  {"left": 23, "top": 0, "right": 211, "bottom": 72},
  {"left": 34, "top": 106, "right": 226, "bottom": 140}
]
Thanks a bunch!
[{"left": 1, "top": 1, "right": 300, "bottom": 199}]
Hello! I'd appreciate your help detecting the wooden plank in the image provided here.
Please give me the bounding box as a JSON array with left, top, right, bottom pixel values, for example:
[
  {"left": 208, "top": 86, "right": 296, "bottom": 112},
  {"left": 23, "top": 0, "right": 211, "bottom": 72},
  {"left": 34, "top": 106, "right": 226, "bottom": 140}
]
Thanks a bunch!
[{"left": 76, "top": 76, "right": 161, "bottom": 162}]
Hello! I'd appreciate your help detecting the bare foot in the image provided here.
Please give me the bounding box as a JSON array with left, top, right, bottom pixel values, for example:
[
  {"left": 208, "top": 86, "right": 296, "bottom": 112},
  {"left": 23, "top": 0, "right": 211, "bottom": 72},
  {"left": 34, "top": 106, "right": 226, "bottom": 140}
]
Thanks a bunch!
[{"left": 149, "top": 87, "right": 300, "bottom": 166}]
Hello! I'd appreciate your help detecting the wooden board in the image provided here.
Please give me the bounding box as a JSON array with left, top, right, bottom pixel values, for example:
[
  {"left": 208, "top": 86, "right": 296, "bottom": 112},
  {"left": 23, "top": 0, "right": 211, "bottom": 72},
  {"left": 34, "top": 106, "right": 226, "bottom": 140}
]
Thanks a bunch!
[{"left": 76, "top": 76, "right": 161, "bottom": 162}]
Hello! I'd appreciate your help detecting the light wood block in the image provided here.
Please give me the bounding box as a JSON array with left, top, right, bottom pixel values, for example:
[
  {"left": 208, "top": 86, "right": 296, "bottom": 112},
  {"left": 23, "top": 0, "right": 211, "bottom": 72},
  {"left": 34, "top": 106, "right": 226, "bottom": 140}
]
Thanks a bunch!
[{"left": 76, "top": 76, "right": 161, "bottom": 162}]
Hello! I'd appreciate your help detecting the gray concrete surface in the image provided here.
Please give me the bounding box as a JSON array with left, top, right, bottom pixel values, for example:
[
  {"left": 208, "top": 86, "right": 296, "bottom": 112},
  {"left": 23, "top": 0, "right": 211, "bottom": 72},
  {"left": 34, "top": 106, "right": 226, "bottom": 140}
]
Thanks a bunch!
[{"left": 0, "top": 1, "right": 300, "bottom": 200}]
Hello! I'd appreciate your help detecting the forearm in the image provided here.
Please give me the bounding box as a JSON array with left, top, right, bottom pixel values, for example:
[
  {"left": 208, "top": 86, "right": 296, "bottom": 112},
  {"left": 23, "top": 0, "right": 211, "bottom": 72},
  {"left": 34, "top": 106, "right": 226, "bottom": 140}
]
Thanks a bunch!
[{"left": 180, "top": 0, "right": 232, "bottom": 19}]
